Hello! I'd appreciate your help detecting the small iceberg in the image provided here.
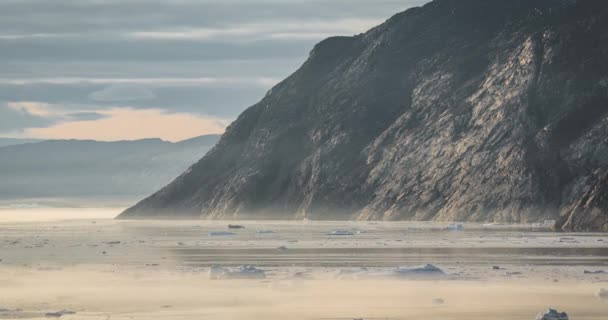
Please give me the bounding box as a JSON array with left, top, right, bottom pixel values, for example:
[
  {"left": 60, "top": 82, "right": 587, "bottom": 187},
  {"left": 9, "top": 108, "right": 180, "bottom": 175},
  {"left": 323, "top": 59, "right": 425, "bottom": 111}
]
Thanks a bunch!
[
  {"left": 45, "top": 310, "right": 76, "bottom": 317},
  {"left": 208, "top": 231, "right": 236, "bottom": 237},
  {"left": 326, "top": 230, "right": 355, "bottom": 236},
  {"left": 335, "top": 267, "right": 370, "bottom": 279},
  {"left": 393, "top": 264, "right": 446, "bottom": 277},
  {"left": 446, "top": 223, "right": 464, "bottom": 231},
  {"left": 256, "top": 230, "right": 276, "bottom": 234},
  {"left": 208, "top": 265, "right": 266, "bottom": 279},
  {"left": 536, "top": 308, "right": 569, "bottom": 320},
  {"left": 584, "top": 270, "right": 605, "bottom": 274}
]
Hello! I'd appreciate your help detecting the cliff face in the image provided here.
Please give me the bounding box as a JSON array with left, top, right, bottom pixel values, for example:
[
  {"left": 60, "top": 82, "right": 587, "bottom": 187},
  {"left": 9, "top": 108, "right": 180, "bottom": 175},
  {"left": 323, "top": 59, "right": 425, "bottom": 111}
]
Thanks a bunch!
[{"left": 120, "top": 0, "right": 608, "bottom": 230}]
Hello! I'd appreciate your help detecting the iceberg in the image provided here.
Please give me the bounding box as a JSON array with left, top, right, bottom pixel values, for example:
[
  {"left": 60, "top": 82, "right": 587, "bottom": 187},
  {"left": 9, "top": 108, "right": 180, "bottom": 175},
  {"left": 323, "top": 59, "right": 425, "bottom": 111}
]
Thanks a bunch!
[
  {"left": 208, "top": 265, "right": 266, "bottom": 280},
  {"left": 536, "top": 309, "right": 569, "bottom": 320},
  {"left": 393, "top": 264, "right": 445, "bottom": 277}
]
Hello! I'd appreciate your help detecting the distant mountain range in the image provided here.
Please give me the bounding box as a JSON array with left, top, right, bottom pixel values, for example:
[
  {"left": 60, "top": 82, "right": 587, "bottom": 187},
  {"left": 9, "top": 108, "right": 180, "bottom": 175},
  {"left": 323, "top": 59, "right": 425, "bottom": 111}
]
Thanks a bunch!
[
  {"left": 0, "top": 138, "right": 44, "bottom": 148},
  {"left": 0, "top": 135, "right": 219, "bottom": 207},
  {"left": 120, "top": 0, "right": 608, "bottom": 232}
]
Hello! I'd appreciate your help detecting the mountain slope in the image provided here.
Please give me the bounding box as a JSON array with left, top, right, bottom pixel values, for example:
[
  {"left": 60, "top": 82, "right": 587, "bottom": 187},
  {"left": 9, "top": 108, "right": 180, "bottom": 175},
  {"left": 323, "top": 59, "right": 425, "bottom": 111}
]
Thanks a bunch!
[
  {"left": 120, "top": 0, "right": 608, "bottom": 231},
  {"left": 0, "top": 135, "right": 219, "bottom": 204}
]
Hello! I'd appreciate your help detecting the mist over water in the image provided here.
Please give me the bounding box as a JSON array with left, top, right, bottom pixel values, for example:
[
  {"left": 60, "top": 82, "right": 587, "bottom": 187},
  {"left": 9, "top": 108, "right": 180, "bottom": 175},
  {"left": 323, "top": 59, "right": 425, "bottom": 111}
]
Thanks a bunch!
[{"left": 0, "top": 208, "right": 606, "bottom": 319}]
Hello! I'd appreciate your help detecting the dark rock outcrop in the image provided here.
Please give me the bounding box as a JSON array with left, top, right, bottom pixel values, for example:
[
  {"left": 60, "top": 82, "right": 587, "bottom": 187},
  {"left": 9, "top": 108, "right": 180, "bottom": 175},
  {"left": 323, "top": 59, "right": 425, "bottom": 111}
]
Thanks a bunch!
[{"left": 120, "top": 0, "right": 608, "bottom": 231}]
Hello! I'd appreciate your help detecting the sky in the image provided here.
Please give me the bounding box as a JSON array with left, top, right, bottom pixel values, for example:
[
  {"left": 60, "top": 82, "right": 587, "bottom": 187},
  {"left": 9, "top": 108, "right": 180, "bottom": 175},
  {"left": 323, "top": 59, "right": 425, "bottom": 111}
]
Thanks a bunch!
[{"left": 0, "top": 0, "right": 426, "bottom": 142}]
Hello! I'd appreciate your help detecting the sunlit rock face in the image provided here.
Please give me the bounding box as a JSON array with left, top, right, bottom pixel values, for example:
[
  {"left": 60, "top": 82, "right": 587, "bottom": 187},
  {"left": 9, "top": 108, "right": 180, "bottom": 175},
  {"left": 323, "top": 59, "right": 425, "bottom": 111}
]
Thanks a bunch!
[{"left": 120, "top": 0, "right": 608, "bottom": 230}]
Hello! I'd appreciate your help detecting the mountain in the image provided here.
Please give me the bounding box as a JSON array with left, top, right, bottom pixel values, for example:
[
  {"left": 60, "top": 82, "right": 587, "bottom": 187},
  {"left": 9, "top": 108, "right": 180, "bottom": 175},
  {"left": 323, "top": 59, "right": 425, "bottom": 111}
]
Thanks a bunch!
[
  {"left": 0, "top": 135, "right": 220, "bottom": 206},
  {"left": 120, "top": 0, "right": 608, "bottom": 231},
  {"left": 0, "top": 138, "right": 44, "bottom": 148}
]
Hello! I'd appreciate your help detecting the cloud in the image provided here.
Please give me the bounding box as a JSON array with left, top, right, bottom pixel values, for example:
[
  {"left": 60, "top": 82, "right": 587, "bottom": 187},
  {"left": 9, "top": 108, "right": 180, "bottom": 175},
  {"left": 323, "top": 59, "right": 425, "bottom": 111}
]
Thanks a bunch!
[
  {"left": 126, "top": 18, "right": 385, "bottom": 41},
  {"left": 22, "top": 107, "right": 229, "bottom": 142},
  {"left": 0, "top": 0, "right": 426, "bottom": 140},
  {"left": 0, "top": 77, "right": 280, "bottom": 87},
  {"left": 6, "top": 101, "right": 56, "bottom": 116},
  {"left": 0, "top": 1, "right": 426, "bottom": 36},
  {"left": 66, "top": 111, "right": 108, "bottom": 121},
  {"left": 0, "top": 82, "right": 270, "bottom": 119},
  {"left": 0, "top": 102, "right": 56, "bottom": 133},
  {"left": 89, "top": 84, "right": 156, "bottom": 102}
]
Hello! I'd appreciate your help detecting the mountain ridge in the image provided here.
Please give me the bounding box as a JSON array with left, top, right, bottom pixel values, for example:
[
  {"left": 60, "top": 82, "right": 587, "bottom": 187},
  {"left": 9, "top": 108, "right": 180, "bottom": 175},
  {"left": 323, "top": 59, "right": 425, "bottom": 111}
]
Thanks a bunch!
[
  {"left": 120, "top": 0, "right": 608, "bottom": 231},
  {"left": 0, "top": 134, "right": 220, "bottom": 203}
]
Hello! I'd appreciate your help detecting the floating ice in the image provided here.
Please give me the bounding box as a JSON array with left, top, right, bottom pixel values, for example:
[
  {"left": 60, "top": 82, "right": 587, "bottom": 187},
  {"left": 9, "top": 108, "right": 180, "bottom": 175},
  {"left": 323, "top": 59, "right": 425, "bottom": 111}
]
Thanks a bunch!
[
  {"left": 256, "top": 230, "right": 275, "bottom": 234},
  {"left": 335, "top": 267, "right": 370, "bottom": 279},
  {"left": 228, "top": 224, "right": 245, "bottom": 229},
  {"left": 208, "top": 231, "right": 236, "bottom": 237},
  {"left": 597, "top": 288, "right": 608, "bottom": 299},
  {"left": 45, "top": 309, "right": 76, "bottom": 317},
  {"left": 393, "top": 264, "right": 445, "bottom": 277},
  {"left": 584, "top": 270, "right": 605, "bottom": 274},
  {"left": 326, "top": 230, "right": 355, "bottom": 236},
  {"left": 208, "top": 265, "right": 266, "bottom": 280},
  {"left": 446, "top": 223, "right": 464, "bottom": 231},
  {"left": 536, "top": 308, "right": 569, "bottom": 320},
  {"left": 277, "top": 246, "right": 288, "bottom": 251}
]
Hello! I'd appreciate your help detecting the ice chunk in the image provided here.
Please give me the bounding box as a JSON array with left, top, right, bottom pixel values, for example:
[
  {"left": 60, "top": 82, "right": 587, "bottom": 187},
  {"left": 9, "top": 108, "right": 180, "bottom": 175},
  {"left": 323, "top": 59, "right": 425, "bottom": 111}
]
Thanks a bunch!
[
  {"left": 208, "top": 265, "right": 266, "bottom": 279},
  {"left": 45, "top": 309, "right": 76, "bottom": 317},
  {"left": 536, "top": 308, "right": 569, "bottom": 320},
  {"left": 597, "top": 288, "right": 608, "bottom": 299},
  {"left": 326, "top": 230, "right": 355, "bottom": 236},
  {"left": 393, "top": 264, "right": 445, "bottom": 277},
  {"left": 335, "top": 267, "right": 370, "bottom": 279},
  {"left": 584, "top": 270, "right": 605, "bottom": 274},
  {"left": 208, "top": 231, "right": 235, "bottom": 237},
  {"left": 446, "top": 223, "right": 464, "bottom": 231}
]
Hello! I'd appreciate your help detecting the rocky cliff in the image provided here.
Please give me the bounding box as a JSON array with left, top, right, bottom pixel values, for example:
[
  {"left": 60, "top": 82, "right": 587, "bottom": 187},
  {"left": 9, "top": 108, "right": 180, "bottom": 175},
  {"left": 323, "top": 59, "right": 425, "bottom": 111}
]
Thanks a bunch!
[{"left": 119, "top": 0, "right": 608, "bottom": 231}]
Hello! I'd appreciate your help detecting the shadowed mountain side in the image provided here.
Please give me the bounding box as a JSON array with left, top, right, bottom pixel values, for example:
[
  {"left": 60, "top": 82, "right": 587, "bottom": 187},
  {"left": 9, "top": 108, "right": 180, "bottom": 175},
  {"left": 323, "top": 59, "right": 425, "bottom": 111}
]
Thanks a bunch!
[{"left": 120, "top": 0, "right": 608, "bottom": 231}]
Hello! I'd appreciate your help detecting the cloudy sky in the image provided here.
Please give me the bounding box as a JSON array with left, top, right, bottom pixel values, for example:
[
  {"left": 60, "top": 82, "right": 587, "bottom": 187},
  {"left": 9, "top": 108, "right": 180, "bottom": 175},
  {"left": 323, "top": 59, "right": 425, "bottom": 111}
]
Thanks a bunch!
[{"left": 0, "top": 0, "right": 425, "bottom": 141}]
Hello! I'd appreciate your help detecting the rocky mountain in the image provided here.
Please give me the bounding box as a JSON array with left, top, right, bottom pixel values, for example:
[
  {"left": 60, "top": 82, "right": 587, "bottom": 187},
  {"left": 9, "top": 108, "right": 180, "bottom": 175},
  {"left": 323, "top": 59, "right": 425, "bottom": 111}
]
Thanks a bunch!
[
  {"left": 0, "top": 135, "right": 219, "bottom": 205},
  {"left": 120, "top": 0, "right": 608, "bottom": 231}
]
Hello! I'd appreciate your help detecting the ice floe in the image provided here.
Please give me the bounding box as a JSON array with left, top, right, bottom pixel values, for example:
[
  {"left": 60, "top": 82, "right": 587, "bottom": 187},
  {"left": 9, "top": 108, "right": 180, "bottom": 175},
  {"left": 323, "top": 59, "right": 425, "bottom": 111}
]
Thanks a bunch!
[
  {"left": 45, "top": 309, "right": 76, "bottom": 317},
  {"left": 208, "top": 265, "right": 266, "bottom": 279},
  {"left": 326, "top": 230, "right": 355, "bottom": 236},
  {"left": 536, "top": 308, "right": 568, "bottom": 320},
  {"left": 446, "top": 223, "right": 464, "bottom": 231},
  {"left": 256, "top": 230, "right": 275, "bottom": 234},
  {"left": 583, "top": 270, "right": 605, "bottom": 274},
  {"left": 208, "top": 231, "right": 236, "bottom": 237},
  {"left": 393, "top": 264, "right": 445, "bottom": 277}
]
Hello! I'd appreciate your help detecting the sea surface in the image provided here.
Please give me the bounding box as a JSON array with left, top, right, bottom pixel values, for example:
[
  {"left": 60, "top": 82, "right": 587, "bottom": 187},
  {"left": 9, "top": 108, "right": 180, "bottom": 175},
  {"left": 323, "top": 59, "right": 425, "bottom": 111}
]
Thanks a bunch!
[{"left": 0, "top": 208, "right": 606, "bottom": 319}]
